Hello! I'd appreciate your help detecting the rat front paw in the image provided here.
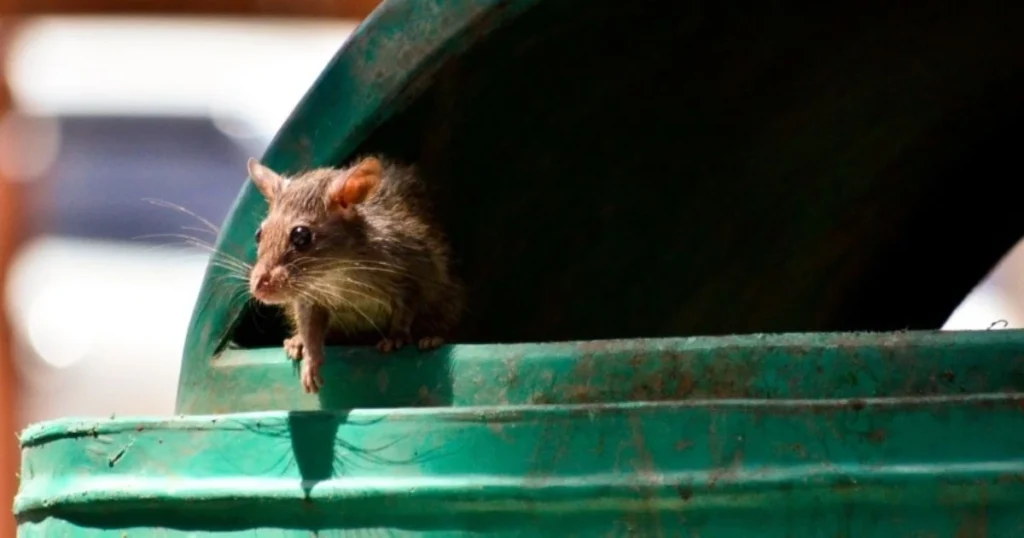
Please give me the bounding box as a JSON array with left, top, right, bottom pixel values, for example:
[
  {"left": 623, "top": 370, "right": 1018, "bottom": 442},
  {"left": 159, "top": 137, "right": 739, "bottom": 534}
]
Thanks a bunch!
[
  {"left": 283, "top": 336, "right": 304, "bottom": 361},
  {"left": 376, "top": 337, "right": 406, "bottom": 353},
  {"left": 417, "top": 336, "right": 445, "bottom": 350},
  {"left": 300, "top": 358, "right": 323, "bottom": 393}
]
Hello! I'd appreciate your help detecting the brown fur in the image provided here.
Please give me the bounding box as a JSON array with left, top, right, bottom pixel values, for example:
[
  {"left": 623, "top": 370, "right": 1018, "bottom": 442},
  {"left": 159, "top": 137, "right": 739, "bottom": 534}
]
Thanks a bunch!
[{"left": 246, "top": 155, "right": 464, "bottom": 392}]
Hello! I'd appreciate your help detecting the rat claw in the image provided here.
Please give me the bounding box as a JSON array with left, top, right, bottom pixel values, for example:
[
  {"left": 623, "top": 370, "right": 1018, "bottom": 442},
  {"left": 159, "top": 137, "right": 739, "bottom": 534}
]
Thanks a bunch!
[
  {"left": 418, "top": 336, "right": 444, "bottom": 350},
  {"left": 283, "top": 336, "right": 304, "bottom": 361},
  {"left": 301, "top": 359, "right": 323, "bottom": 394},
  {"left": 376, "top": 337, "right": 405, "bottom": 353}
]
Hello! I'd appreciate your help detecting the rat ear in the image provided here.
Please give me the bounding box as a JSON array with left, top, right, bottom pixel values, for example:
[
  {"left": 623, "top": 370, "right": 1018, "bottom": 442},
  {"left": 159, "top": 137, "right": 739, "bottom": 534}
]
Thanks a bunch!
[
  {"left": 328, "top": 157, "right": 383, "bottom": 211},
  {"left": 247, "top": 158, "right": 284, "bottom": 202}
]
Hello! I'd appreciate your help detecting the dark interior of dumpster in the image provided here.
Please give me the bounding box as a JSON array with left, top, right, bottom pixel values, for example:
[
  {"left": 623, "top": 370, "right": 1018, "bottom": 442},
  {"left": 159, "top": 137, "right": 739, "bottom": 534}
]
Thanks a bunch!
[{"left": 231, "top": 0, "right": 1024, "bottom": 348}]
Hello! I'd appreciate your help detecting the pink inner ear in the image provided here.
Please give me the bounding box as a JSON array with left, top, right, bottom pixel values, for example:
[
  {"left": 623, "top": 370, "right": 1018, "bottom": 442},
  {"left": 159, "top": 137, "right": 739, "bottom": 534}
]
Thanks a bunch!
[{"left": 329, "top": 177, "right": 349, "bottom": 209}]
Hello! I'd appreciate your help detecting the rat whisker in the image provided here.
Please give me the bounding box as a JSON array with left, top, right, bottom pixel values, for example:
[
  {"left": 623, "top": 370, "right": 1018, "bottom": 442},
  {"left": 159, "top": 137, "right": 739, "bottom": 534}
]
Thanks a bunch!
[
  {"left": 310, "top": 264, "right": 419, "bottom": 281},
  {"left": 307, "top": 274, "right": 391, "bottom": 298},
  {"left": 225, "top": 291, "right": 254, "bottom": 314},
  {"left": 211, "top": 250, "right": 252, "bottom": 265},
  {"left": 207, "top": 257, "right": 253, "bottom": 275},
  {"left": 340, "top": 277, "right": 390, "bottom": 295},
  {"left": 142, "top": 197, "right": 221, "bottom": 235},
  {"left": 135, "top": 234, "right": 254, "bottom": 275},
  {"left": 210, "top": 274, "right": 250, "bottom": 287},
  {"left": 133, "top": 233, "right": 215, "bottom": 249},
  {"left": 210, "top": 278, "right": 251, "bottom": 311},
  {"left": 207, "top": 251, "right": 251, "bottom": 268},
  {"left": 181, "top": 225, "right": 217, "bottom": 236},
  {"left": 134, "top": 233, "right": 223, "bottom": 255},
  {"left": 315, "top": 283, "right": 391, "bottom": 311},
  {"left": 298, "top": 265, "right": 417, "bottom": 285},
  {"left": 292, "top": 257, "right": 414, "bottom": 271},
  {"left": 204, "top": 249, "right": 254, "bottom": 270},
  {"left": 208, "top": 266, "right": 252, "bottom": 284},
  {"left": 295, "top": 285, "right": 385, "bottom": 337},
  {"left": 209, "top": 269, "right": 249, "bottom": 282}
]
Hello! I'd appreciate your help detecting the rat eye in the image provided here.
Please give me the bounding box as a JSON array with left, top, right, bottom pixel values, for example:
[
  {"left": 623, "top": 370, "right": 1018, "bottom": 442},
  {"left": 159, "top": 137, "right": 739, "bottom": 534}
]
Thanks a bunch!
[
  {"left": 289, "top": 226, "right": 313, "bottom": 250},
  {"left": 254, "top": 227, "right": 262, "bottom": 244}
]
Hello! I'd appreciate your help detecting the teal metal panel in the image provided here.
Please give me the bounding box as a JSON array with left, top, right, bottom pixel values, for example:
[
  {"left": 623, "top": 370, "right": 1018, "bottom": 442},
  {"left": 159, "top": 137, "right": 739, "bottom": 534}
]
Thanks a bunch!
[{"left": 16, "top": 331, "right": 1024, "bottom": 535}]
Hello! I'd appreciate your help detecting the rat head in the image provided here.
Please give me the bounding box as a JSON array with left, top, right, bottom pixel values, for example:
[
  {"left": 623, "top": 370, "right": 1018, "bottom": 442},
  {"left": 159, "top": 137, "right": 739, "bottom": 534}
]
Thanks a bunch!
[{"left": 245, "top": 157, "right": 383, "bottom": 305}]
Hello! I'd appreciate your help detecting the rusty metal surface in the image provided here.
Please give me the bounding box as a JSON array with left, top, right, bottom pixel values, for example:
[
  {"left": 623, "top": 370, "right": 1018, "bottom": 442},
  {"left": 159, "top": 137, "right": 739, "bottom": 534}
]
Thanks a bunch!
[
  {"left": 16, "top": 393, "right": 1024, "bottom": 535},
  {"left": 181, "top": 330, "right": 1024, "bottom": 413}
]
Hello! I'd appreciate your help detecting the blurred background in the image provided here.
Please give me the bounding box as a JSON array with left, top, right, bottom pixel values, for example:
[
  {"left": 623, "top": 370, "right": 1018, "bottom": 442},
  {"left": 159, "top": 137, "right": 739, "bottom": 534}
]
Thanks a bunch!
[
  {"left": 0, "top": 2, "right": 380, "bottom": 534},
  {"left": 1, "top": 1, "right": 1023, "bottom": 535}
]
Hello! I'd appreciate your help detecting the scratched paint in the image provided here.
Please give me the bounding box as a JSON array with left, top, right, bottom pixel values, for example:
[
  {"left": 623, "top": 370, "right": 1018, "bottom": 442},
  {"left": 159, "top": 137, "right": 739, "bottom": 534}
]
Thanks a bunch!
[{"left": 16, "top": 395, "right": 1024, "bottom": 535}]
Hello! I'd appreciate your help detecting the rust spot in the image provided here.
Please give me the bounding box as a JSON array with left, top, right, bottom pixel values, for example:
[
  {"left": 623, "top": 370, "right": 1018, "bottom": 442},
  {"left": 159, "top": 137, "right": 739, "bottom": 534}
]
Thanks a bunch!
[
  {"left": 675, "top": 440, "right": 694, "bottom": 451},
  {"left": 675, "top": 484, "right": 694, "bottom": 501},
  {"left": 864, "top": 429, "right": 887, "bottom": 444},
  {"left": 848, "top": 399, "right": 867, "bottom": 411},
  {"left": 707, "top": 449, "right": 744, "bottom": 489},
  {"left": 996, "top": 473, "right": 1024, "bottom": 484},
  {"left": 955, "top": 510, "right": 989, "bottom": 538},
  {"left": 415, "top": 385, "right": 443, "bottom": 407},
  {"left": 674, "top": 370, "right": 697, "bottom": 400},
  {"left": 558, "top": 385, "right": 607, "bottom": 404},
  {"left": 503, "top": 356, "right": 520, "bottom": 388},
  {"left": 783, "top": 443, "right": 808, "bottom": 458},
  {"left": 940, "top": 370, "right": 956, "bottom": 383}
]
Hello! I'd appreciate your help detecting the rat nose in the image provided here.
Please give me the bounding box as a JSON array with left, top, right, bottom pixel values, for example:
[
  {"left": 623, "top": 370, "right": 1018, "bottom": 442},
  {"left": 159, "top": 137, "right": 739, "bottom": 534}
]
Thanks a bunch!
[{"left": 255, "top": 274, "right": 272, "bottom": 291}]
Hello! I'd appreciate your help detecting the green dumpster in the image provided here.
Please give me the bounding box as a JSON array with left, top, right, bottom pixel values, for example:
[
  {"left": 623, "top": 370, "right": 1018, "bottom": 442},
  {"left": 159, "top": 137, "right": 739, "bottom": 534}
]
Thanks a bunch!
[{"left": 15, "top": 0, "right": 1024, "bottom": 535}]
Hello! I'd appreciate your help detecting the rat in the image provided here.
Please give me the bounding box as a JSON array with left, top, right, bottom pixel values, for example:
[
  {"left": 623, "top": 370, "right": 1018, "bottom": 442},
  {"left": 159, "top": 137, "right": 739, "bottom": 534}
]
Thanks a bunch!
[{"left": 245, "top": 155, "right": 465, "bottom": 393}]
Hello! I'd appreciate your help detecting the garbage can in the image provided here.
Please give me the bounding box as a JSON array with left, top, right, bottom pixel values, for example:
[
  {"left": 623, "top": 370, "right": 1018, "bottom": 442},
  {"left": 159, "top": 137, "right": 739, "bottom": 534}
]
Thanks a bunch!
[{"left": 16, "top": 0, "right": 1024, "bottom": 535}]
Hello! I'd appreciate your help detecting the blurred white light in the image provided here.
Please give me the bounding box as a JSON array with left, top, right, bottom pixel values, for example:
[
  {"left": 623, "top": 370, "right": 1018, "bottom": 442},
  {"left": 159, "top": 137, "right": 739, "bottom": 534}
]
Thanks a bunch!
[
  {"left": 25, "top": 283, "right": 95, "bottom": 369},
  {"left": 942, "top": 235, "right": 1024, "bottom": 331},
  {"left": 6, "top": 236, "right": 212, "bottom": 417},
  {"left": 5, "top": 16, "right": 357, "bottom": 139},
  {"left": 942, "top": 283, "right": 1017, "bottom": 330}
]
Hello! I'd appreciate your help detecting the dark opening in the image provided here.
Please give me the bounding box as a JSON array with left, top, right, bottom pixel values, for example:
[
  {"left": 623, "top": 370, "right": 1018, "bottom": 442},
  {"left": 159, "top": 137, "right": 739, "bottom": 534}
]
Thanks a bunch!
[{"left": 231, "top": 0, "right": 1024, "bottom": 348}]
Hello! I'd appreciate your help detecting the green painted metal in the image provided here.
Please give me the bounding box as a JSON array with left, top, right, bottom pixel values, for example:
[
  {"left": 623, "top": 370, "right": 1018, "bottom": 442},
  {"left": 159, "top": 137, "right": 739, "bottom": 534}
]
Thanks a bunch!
[
  {"left": 17, "top": 331, "right": 1024, "bottom": 535},
  {"left": 13, "top": 384, "right": 1024, "bottom": 536},
  {"left": 181, "top": 331, "right": 1024, "bottom": 413},
  {"left": 17, "top": 0, "right": 1024, "bottom": 535}
]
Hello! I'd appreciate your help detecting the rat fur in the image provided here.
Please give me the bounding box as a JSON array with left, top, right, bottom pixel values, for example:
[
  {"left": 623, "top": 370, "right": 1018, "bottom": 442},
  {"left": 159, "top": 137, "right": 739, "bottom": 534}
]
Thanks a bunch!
[{"left": 246, "top": 155, "right": 464, "bottom": 393}]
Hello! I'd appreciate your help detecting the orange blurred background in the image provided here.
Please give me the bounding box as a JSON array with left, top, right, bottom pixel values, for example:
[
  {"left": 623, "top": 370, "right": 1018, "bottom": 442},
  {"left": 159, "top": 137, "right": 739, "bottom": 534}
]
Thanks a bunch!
[{"left": 2, "top": 2, "right": 1024, "bottom": 536}]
